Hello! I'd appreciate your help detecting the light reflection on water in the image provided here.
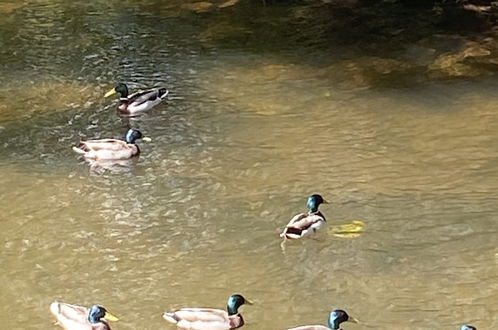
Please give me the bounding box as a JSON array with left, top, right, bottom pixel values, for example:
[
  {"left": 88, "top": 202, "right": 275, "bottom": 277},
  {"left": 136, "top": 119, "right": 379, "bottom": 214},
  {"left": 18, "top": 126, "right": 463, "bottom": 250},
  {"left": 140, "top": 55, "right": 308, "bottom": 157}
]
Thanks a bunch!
[{"left": 1, "top": 1, "right": 498, "bottom": 330}]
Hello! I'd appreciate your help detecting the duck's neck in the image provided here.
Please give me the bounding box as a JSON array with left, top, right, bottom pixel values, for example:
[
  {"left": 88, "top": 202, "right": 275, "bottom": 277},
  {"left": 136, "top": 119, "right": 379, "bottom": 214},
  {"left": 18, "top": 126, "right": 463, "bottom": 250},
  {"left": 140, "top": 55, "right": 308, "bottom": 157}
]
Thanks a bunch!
[
  {"left": 125, "top": 131, "right": 137, "bottom": 144},
  {"left": 118, "top": 86, "right": 129, "bottom": 98},
  {"left": 227, "top": 305, "right": 239, "bottom": 316},
  {"left": 88, "top": 315, "right": 103, "bottom": 324},
  {"left": 308, "top": 207, "right": 319, "bottom": 214},
  {"left": 327, "top": 318, "right": 340, "bottom": 329},
  {"left": 228, "top": 314, "right": 244, "bottom": 328}
]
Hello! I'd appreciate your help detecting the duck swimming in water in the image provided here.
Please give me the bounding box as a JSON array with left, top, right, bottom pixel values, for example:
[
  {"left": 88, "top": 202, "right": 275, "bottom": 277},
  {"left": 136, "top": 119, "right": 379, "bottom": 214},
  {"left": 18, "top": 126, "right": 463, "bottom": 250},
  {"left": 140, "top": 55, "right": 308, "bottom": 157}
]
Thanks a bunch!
[
  {"left": 280, "top": 194, "right": 329, "bottom": 240},
  {"left": 163, "top": 294, "right": 252, "bottom": 330},
  {"left": 104, "top": 83, "right": 169, "bottom": 116},
  {"left": 72, "top": 129, "right": 148, "bottom": 160},
  {"left": 50, "top": 302, "right": 119, "bottom": 330},
  {"left": 286, "top": 309, "right": 358, "bottom": 330}
]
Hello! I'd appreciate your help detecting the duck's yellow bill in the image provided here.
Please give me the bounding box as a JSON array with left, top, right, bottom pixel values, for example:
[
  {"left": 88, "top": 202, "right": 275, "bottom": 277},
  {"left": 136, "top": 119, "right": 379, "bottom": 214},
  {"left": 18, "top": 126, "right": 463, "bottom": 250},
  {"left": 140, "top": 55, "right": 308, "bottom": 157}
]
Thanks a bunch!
[
  {"left": 104, "top": 311, "right": 119, "bottom": 322},
  {"left": 245, "top": 298, "right": 254, "bottom": 305},
  {"left": 142, "top": 137, "right": 152, "bottom": 142},
  {"left": 323, "top": 199, "right": 330, "bottom": 204},
  {"left": 348, "top": 316, "right": 359, "bottom": 324},
  {"left": 104, "top": 88, "right": 117, "bottom": 97}
]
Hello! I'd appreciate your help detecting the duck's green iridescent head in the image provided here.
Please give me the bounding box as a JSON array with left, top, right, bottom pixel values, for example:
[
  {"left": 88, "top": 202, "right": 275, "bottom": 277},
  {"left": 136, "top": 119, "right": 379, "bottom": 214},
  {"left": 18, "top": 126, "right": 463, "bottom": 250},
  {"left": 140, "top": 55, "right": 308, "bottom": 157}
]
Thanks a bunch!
[
  {"left": 461, "top": 326, "right": 477, "bottom": 330},
  {"left": 88, "top": 305, "right": 119, "bottom": 324},
  {"left": 105, "top": 83, "right": 128, "bottom": 98},
  {"left": 328, "top": 309, "right": 357, "bottom": 330},
  {"left": 125, "top": 129, "right": 143, "bottom": 144},
  {"left": 226, "top": 294, "right": 253, "bottom": 316},
  {"left": 306, "top": 194, "right": 329, "bottom": 213}
]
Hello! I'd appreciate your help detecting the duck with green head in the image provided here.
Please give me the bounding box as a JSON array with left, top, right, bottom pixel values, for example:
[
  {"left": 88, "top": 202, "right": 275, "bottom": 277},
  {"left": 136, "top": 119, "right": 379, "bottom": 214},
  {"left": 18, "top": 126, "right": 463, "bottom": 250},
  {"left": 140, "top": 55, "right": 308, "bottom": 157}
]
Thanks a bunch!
[
  {"left": 104, "top": 83, "right": 169, "bottom": 116},
  {"left": 280, "top": 194, "right": 329, "bottom": 240},
  {"left": 461, "top": 325, "right": 477, "bottom": 330},
  {"left": 163, "top": 294, "right": 252, "bottom": 330},
  {"left": 50, "top": 301, "right": 119, "bottom": 330},
  {"left": 286, "top": 309, "right": 358, "bottom": 330},
  {"left": 72, "top": 128, "right": 150, "bottom": 160}
]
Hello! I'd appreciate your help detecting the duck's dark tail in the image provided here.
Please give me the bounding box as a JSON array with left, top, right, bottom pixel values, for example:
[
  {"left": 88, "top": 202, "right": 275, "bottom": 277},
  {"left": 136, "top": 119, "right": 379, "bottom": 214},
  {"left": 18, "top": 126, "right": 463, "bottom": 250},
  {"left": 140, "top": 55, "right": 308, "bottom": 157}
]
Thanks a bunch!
[
  {"left": 281, "top": 227, "right": 302, "bottom": 239},
  {"left": 72, "top": 146, "right": 86, "bottom": 154},
  {"left": 162, "top": 312, "right": 180, "bottom": 324},
  {"left": 158, "top": 88, "right": 169, "bottom": 99}
]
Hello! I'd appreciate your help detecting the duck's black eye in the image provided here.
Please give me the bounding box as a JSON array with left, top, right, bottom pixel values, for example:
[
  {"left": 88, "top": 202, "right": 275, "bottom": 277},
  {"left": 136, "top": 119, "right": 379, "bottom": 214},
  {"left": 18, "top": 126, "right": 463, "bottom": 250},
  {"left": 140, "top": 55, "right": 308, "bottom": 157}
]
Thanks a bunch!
[
  {"left": 88, "top": 305, "right": 106, "bottom": 323},
  {"left": 115, "top": 83, "right": 128, "bottom": 97},
  {"left": 125, "top": 129, "right": 142, "bottom": 143}
]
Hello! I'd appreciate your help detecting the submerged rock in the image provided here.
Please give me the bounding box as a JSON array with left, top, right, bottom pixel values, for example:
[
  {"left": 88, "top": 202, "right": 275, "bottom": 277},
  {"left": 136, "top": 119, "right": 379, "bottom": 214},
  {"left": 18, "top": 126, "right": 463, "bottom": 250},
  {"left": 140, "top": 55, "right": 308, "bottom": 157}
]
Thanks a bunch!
[
  {"left": 428, "top": 41, "right": 493, "bottom": 77},
  {"left": 181, "top": 2, "right": 215, "bottom": 13}
]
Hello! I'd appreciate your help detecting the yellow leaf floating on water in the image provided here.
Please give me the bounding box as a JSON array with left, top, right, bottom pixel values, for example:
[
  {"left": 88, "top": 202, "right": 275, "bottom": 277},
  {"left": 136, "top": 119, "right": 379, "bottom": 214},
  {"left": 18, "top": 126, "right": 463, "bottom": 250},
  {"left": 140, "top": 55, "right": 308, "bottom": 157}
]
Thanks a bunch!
[{"left": 329, "top": 220, "right": 365, "bottom": 238}]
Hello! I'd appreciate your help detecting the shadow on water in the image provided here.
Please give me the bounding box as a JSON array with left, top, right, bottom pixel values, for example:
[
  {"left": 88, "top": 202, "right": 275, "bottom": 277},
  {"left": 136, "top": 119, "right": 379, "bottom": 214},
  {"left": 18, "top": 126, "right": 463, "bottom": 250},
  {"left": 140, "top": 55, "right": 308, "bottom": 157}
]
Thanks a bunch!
[{"left": 3, "top": 0, "right": 498, "bottom": 169}]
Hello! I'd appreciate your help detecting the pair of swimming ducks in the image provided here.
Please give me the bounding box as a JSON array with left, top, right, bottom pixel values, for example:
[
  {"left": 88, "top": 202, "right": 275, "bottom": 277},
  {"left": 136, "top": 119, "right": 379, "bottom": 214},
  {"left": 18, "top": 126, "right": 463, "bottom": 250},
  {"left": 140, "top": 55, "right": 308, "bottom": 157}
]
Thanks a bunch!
[
  {"left": 49, "top": 299, "right": 477, "bottom": 330},
  {"left": 72, "top": 83, "right": 167, "bottom": 161}
]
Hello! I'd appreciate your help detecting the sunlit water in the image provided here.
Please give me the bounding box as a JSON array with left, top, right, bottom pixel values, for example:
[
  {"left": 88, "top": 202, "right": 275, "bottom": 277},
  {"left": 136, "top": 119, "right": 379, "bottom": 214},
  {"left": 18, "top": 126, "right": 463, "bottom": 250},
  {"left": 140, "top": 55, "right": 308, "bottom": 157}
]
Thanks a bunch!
[{"left": 1, "top": 1, "right": 498, "bottom": 329}]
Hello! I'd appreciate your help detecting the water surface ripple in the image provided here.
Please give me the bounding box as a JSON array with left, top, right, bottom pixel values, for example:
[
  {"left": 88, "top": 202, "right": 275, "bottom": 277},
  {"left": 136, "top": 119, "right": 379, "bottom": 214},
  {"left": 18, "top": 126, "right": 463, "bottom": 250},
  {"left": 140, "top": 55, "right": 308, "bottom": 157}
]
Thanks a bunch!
[{"left": 1, "top": 1, "right": 498, "bottom": 330}]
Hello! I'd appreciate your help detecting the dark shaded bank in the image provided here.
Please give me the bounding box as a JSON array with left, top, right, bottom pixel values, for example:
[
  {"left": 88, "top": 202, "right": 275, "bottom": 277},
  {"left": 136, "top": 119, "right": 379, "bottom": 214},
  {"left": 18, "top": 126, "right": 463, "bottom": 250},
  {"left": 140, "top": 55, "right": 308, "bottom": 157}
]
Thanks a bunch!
[{"left": 183, "top": 0, "right": 498, "bottom": 84}]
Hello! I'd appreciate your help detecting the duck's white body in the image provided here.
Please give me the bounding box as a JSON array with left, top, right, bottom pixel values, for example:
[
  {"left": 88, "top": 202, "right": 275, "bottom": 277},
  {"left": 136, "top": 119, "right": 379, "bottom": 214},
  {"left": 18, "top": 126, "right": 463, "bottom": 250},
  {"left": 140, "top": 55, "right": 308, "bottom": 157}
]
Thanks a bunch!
[
  {"left": 163, "top": 308, "right": 244, "bottom": 330},
  {"left": 280, "top": 211, "right": 326, "bottom": 239},
  {"left": 117, "top": 88, "right": 169, "bottom": 116},
  {"left": 50, "top": 302, "right": 111, "bottom": 330},
  {"left": 72, "top": 139, "right": 139, "bottom": 160}
]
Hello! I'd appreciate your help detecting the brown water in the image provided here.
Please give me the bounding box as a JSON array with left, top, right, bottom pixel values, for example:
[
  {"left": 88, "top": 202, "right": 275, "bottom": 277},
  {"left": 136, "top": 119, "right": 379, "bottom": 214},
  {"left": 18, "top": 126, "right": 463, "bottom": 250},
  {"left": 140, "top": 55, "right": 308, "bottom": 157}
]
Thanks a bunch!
[{"left": 1, "top": 0, "right": 498, "bottom": 329}]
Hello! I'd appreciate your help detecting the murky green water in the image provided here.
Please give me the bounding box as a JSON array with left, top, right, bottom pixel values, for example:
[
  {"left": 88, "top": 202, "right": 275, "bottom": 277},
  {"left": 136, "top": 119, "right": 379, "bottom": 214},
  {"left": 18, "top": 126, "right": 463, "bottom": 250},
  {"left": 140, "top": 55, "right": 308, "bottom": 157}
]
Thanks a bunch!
[{"left": 1, "top": 0, "right": 498, "bottom": 329}]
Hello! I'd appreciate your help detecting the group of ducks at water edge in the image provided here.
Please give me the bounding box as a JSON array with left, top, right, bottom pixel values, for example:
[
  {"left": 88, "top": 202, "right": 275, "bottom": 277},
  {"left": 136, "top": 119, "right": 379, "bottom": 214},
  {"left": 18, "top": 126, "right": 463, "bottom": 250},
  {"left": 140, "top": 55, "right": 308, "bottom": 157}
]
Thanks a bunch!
[{"left": 59, "top": 83, "right": 477, "bottom": 330}]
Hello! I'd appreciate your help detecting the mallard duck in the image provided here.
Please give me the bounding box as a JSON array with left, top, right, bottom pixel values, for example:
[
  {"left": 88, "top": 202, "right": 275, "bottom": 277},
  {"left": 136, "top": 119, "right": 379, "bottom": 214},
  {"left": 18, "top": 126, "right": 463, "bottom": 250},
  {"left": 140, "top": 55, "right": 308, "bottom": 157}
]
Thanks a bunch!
[
  {"left": 49, "top": 301, "right": 119, "bottom": 330},
  {"left": 461, "top": 326, "right": 477, "bottom": 330},
  {"left": 286, "top": 309, "right": 358, "bottom": 330},
  {"left": 104, "top": 83, "right": 169, "bottom": 116},
  {"left": 280, "top": 194, "right": 329, "bottom": 240},
  {"left": 163, "top": 294, "right": 252, "bottom": 330},
  {"left": 72, "top": 129, "right": 148, "bottom": 160}
]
